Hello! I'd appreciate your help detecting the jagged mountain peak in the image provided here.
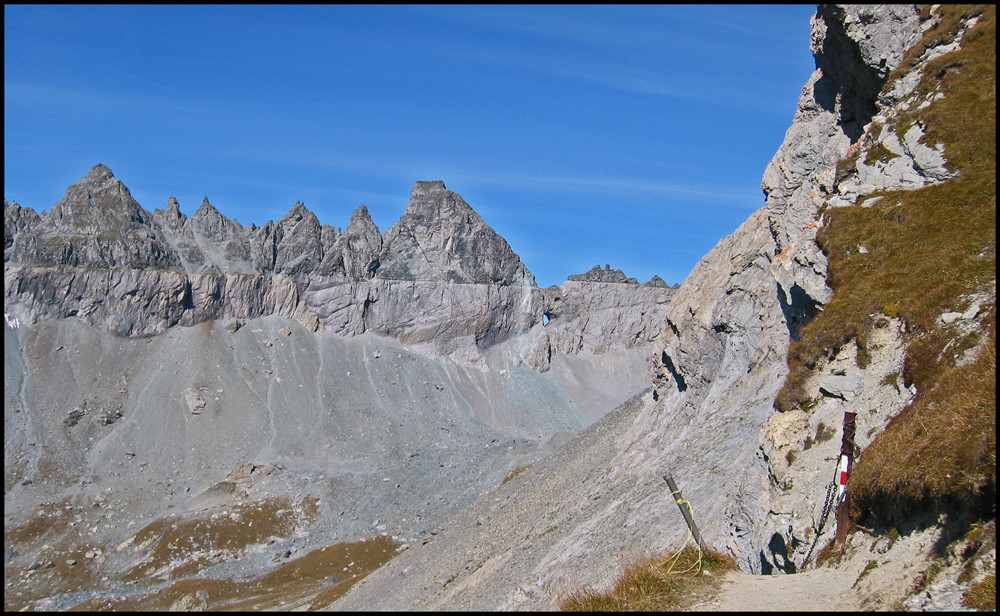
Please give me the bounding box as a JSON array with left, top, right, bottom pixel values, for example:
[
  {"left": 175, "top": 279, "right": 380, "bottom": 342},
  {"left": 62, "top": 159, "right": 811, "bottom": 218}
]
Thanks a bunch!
[
  {"left": 345, "top": 205, "right": 381, "bottom": 239},
  {"left": 192, "top": 196, "right": 224, "bottom": 220},
  {"left": 410, "top": 179, "right": 448, "bottom": 197},
  {"left": 52, "top": 163, "right": 142, "bottom": 223},
  {"left": 567, "top": 264, "right": 640, "bottom": 285},
  {"left": 4, "top": 167, "right": 537, "bottom": 285},
  {"left": 164, "top": 196, "right": 185, "bottom": 218},
  {"left": 85, "top": 162, "right": 115, "bottom": 181},
  {"left": 401, "top": 180, "right": 483, "bottom": 225},
  {"left": 349, "top": 204, "right": 375, "bottom": 225},
  {"left": 378, "top": 181, "right": 536, "bottom": 285},
  {"left": 6, "top": 164, "right": 181, "bottom": 270},
  {"left": 280, "top": 200, "right": 319, "bottom": 226}
]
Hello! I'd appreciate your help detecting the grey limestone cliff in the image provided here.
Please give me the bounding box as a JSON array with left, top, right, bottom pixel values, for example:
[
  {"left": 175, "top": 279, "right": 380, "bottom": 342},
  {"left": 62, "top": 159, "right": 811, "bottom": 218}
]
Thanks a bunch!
[
  {"left": 334, "top": 5, "right": 964, "bottom": 610},
  {"left": 5, "top": 168, "right": 669, "bottom": 365},
  {"left": 377, "top": 180, "right": 535, "bottom": 286}
]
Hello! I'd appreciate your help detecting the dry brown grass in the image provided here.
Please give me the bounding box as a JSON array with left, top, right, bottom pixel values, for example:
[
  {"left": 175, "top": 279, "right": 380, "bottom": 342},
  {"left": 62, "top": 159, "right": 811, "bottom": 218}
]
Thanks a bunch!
[
  {"left": 775, "top": 5, "right": 995, "bottom": 524},
  {"left": 3, "top": 501, "right": 108, "bottom": 612},
  {"left": 118, "top": 495, "right": 319, "bottom": 583},
  {"left": 964, "top": 574, "right": 996, "bottom": 611},
  {"left": 68, "top": 535, "right": 400, "bottom": 611},
  {"left": 559, "top": 546, "right": 737, "bottom": 611},
  {"left": 502, "top": 464, "right": 531, "bottom": 485},
  {"left": 779, "top": 4, "right": 995, "bottom": 408},
  {"left": 849, "top": 324, "right": 995, "bottom": 522}
]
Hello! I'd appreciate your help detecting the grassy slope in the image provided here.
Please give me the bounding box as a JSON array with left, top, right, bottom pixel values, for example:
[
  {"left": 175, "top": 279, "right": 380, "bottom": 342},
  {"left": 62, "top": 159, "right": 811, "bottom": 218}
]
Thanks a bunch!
[{"left": 779, "top": 4, "right": 995, "bottom": 526}]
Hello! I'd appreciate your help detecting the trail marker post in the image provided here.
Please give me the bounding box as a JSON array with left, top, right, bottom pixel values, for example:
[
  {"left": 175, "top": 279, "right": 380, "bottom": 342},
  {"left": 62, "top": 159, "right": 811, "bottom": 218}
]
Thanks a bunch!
[
  {"left": 663, "top": 475, "right": 707, "bottom": 551},
  {"left": 834, "top": 411, "right": 857, "bottom": 546}
]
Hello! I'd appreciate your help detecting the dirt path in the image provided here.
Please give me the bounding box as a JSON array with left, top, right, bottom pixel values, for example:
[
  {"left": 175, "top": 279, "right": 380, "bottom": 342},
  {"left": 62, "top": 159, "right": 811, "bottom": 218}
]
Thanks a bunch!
[
  {"left": 686, "top": 566, "right": 862, "bottom": 612},
  {"left": 685, "top": 523, "right": 959, "bottom": 612}
]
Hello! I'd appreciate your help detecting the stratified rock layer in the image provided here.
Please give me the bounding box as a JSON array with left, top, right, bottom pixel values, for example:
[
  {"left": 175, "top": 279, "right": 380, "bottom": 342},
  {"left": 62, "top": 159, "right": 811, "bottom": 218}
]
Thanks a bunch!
[{"left": 5, "top": 170, "right": 670, "bottom": 366}]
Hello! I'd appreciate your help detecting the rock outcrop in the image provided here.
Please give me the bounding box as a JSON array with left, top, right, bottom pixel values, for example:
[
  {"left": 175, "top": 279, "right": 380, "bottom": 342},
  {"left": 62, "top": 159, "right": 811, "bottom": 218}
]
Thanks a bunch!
[
  {"left": 5, "top": 170, "right": 671, "bottom": 365},
  {"left": 377, "top": 181, "right": 535, "bottom": 286}
]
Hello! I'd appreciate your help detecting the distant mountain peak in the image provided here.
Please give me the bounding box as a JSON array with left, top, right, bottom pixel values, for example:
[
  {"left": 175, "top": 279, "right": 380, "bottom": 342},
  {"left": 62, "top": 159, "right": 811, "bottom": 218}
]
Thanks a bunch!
[
  {"left": 411, "top": 180, "right": 448, "bottom": 197},
  {"left": 378, "top": 181, "right": 535, "bottom": 285},
  {"left": 5, "top": 168, "right": 537, "bottom": 285},
  {"left": 568, "top": 264, "right": 649, "bottom": 285}
]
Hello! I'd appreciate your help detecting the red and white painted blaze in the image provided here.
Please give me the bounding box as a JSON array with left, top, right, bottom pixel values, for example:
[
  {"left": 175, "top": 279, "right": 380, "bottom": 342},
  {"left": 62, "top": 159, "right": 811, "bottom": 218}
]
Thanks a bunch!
[{"left": 836, "top": 454, "right": 850, "bottom": 502}]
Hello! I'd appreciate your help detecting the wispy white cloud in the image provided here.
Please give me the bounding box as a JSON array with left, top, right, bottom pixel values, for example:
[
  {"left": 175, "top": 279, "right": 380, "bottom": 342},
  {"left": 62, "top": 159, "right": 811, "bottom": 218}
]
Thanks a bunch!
[
  {"left": 412, "top": 5, "right": 702, "bottom": 54},
  {"left": 4, "top": 81, "right": 190, "bottom": 115},
  {"left": 449, "top": 170, "right": 761, "bottom": 208},
  {"left": 107, "top": 69, "right": 179, "bottom": 93}
]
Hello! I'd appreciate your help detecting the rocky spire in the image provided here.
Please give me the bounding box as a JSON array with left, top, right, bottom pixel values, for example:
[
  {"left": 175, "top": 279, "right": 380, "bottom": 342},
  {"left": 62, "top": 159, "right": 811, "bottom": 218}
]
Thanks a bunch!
[
  {"left": 247, "top": 201, "right": 325, "bottom": 275},
  {"left": 8, "top": 164, "right": 179, "bottom": 270},
  {"left": 377, "top": 181, "right": 536, "bottom": 286},
  {"left": 317, "top": 204, "right": 383, "bottom": 278}
]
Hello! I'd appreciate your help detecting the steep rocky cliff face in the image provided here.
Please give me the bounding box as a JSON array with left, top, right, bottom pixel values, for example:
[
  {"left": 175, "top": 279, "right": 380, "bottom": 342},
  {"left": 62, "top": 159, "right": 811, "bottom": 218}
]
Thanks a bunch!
[
  {"left": 5, "top": 172, "right": 669, "bottom": 361},
  {"left": 335, "top": 5, "right": 993, "bottom": 611}
]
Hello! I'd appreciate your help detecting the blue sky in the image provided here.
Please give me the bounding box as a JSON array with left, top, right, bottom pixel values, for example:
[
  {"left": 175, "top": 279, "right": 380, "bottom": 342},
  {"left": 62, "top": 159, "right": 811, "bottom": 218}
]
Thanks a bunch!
[{"left": 4, "top": 5, "right": 817, "bottom": 287}]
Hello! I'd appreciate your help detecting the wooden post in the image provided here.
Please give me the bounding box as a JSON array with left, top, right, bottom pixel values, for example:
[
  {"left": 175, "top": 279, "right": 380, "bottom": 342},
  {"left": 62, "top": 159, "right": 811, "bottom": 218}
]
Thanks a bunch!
[
  {"left": 834, "top": 411, "right": 857, "bottom": 547},
  {"left": 663, "top": 475, "right": 707, "bottom": 551}
]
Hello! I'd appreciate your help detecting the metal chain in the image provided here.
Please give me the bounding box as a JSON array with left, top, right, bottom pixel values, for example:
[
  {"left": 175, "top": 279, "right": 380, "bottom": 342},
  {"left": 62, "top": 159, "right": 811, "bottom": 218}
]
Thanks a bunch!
[{"left": 802, "top": 475, "right": 839, "bottom": 567}]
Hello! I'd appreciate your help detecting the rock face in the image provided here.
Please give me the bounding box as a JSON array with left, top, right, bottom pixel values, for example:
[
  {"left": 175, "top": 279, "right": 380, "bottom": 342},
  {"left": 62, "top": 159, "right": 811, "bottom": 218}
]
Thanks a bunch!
[
  {"left": 5, "top": 171, "right": 670, "bottom": 365},
  {"left": 377, "top": 181, "right": 535, "bottom": 285},
  {"left": 6, "top": 164, "right": 181, "bottom": 271},
  {"left": 334, "top": 5, "right": 980, "bottom": 611},
  {"left": 761, "top": 4, "right": 924, "bottom": 309}
]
